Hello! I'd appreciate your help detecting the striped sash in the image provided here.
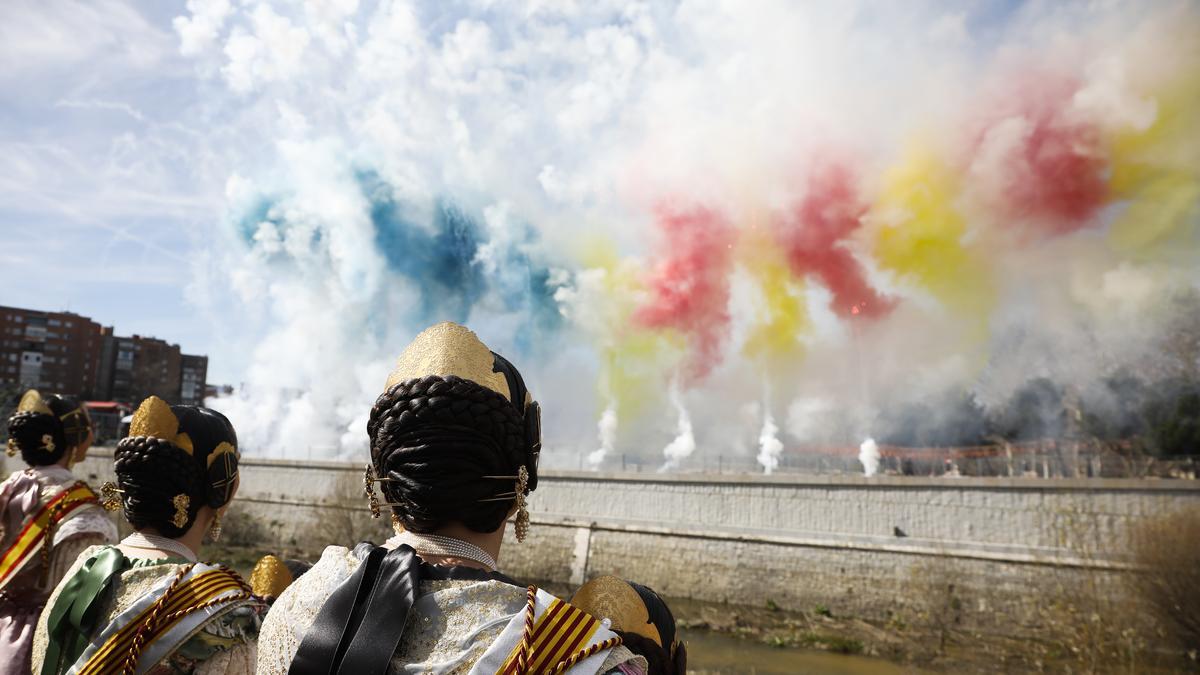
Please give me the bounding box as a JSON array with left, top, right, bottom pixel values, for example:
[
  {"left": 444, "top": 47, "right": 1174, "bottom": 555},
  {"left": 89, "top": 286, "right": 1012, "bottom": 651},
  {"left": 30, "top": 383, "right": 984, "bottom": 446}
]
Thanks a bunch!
[
  {"left": 67, "top": 563, "right": 251, "bottom": 675},
  {"left": 0, "top": 481, "right": 97, "bottom": 590},
  {"left": 469, "top": 589, "right": 618, "bottom": 675}
]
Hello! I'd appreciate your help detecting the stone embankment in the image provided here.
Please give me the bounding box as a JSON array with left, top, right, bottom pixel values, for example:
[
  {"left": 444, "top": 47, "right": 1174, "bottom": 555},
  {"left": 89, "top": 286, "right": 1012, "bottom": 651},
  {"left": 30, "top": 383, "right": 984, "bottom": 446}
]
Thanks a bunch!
[{"left": 36, "top": 450, "right": 1200, "bottom": 635}]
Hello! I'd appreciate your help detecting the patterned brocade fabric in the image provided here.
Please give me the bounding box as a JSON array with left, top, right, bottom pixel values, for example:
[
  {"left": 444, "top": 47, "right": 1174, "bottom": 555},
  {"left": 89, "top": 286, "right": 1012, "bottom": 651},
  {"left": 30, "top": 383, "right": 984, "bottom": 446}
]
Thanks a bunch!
[
  {"left": 257, "top": 544, "right": 645, "bottom": 675},
  {"left": 0, "top": 467, "right": 118, "bottom": 675},
  {"left": 31, "top": 546, "right": 265, "bottom": 675}
]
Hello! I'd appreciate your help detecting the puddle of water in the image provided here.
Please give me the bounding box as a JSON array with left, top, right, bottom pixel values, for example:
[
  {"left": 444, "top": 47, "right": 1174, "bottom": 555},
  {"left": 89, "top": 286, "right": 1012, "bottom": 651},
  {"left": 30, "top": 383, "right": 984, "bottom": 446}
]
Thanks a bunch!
[{"left": 680, "top": 628, "right": 921, "bottom": 675}]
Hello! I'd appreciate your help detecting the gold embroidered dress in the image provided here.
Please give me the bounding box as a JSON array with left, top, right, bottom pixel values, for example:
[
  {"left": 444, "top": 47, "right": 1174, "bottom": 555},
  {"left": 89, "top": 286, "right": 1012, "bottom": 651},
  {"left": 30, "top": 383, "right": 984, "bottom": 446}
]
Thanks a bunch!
[
  {"left": 0, "top": 465, "right": 117, "bottom": 675},
  {"left": 257, "top": 540, "right": 645, "bottom": 675},
  {"left": 31, "top": 545, "right": 266, "bottom": 675}
]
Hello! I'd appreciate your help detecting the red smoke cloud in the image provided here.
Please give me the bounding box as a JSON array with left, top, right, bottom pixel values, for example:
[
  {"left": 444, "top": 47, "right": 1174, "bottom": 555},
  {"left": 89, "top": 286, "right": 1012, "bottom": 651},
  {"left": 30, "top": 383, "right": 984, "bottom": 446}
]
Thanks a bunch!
[
  {"left": 635, "top": 205, "right": 736, "bottom": 382},
  {"left": 776, "top": 161, "right": 894, "bottom": 319},
  {"left": 969, "top": 71, "right": 1109, "bottom": 235}
]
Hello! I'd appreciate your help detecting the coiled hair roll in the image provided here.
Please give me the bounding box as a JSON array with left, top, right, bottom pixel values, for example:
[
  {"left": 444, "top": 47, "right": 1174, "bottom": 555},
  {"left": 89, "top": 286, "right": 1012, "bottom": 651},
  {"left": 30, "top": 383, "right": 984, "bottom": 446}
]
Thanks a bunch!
[
  {"left": 6, "top": 393, "right": 90, "bottom": 467},
  {"left": 114, "top": 405, "right": 238, "bottom": 538},
  {"left": 368, "top": 375, "right": 525, "bottom": 533}
]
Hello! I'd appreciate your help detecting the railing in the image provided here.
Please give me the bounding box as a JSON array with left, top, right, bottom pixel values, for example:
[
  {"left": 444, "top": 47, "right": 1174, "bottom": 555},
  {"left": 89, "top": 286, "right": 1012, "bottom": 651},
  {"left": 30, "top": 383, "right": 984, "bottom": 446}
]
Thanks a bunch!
[{"left": 555, "top": 447, "right": 1200, "bottom": 479}]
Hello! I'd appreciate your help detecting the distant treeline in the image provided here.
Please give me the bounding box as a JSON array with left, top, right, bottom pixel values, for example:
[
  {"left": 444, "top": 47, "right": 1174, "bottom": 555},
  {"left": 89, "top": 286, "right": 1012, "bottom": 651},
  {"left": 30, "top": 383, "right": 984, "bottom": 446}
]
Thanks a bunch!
[{"left": 876, "top": 374, "right": 1200, "bottom": 458}]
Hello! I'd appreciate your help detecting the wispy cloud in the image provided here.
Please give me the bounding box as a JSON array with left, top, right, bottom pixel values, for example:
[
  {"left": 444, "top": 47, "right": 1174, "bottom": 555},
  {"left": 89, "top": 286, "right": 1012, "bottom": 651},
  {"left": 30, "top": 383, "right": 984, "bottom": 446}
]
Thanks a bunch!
[{"left": 53, "top": 98, "right": 147, "bottom": 122}]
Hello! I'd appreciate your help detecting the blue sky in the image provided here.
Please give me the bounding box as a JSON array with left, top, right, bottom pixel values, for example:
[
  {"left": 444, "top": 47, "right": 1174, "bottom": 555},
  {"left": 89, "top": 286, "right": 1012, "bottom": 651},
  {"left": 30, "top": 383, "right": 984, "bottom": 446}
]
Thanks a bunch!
[{"left": 0, "top": 0, "right": 223, "bottom": 373}]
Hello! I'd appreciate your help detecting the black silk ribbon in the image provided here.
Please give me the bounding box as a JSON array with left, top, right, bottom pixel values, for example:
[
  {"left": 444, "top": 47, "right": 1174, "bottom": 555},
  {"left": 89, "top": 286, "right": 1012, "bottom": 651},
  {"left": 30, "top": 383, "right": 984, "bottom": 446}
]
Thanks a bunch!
[
  {"left": 289, "top": 545, "right": 418, "bottom": 675},
  {"left": 288, "top": 543, "right": 524, "bottom": 674}
]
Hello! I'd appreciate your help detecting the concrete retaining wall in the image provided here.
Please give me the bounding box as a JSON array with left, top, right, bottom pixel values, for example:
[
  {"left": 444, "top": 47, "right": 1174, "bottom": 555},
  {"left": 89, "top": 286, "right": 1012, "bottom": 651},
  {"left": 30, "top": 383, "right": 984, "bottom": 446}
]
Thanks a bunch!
[{"left": 19, "top": 450, "right": 1197, "bottom": 632}]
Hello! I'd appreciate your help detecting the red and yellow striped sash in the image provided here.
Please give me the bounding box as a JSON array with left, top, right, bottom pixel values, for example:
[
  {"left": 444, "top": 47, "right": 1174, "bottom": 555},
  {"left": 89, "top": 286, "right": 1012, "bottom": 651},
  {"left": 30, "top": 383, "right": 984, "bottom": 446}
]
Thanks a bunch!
[
  {"left": 77, "top": 566, "right": 249, "bottom": 675},
  {"left": 0, "top": 482, "right": 97, "bottom": 589},
  {"left": 499, "top": 598, "right": 603, "bottom": 675}
]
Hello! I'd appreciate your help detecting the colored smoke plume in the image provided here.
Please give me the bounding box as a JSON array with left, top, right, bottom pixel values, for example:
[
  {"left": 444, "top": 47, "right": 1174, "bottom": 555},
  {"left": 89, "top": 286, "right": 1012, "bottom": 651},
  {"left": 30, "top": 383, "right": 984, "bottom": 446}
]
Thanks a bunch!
[
  {"left": 966, "top": 70, "right": 1109, "bottom": 237},
  {"left": 146, "top": 1, "right": 1200, "bottom": 466},
  {"left": 634, "top": 205, "right": 736, "bottom": 383},
  {"left": 777, "top": 160, "right": 892, "bottom": 319}
]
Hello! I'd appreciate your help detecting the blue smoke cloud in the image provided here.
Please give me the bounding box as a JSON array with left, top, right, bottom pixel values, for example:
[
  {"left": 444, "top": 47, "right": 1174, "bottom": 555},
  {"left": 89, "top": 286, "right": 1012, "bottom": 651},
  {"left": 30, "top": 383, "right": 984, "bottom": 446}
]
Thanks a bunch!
[{"left": 233, "top": 168, "right": 564, "bottom": 354}]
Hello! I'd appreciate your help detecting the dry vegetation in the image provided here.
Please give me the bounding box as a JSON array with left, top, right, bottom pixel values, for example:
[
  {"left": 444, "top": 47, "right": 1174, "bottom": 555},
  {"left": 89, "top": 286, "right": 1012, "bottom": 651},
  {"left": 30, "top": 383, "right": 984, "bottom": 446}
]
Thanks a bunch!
[{"left": 1128, "top": 506, "right": 1200, "bottom": 659}]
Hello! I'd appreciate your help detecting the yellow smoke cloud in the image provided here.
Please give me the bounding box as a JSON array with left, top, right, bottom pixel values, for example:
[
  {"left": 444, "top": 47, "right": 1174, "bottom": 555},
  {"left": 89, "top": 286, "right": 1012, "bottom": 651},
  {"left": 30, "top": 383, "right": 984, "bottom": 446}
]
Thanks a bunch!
[
  {"left": 577, "top": 236, "right": 679, "bottom": 422},
  {"left": 740, "top": 230, "right": 810, "bottom": 374},
  {"left": 872, "top": 143, "right": 992, "bottom": 328},
  {"left": 1108, "top": 64, "right": 1200, "bottom": 257}
]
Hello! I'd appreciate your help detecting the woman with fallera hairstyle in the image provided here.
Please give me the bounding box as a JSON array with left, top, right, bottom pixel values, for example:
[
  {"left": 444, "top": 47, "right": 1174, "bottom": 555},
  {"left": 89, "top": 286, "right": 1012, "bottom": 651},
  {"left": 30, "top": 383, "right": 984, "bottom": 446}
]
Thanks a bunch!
[
  {"left": 257, "top": 322, "right": 650, "bottom": 674},
  {"left": 31, "top": 396, "right": 266, "bottom": 675},
  {"left": 1, "top": 390, "right": 117, "bottom": 675}
]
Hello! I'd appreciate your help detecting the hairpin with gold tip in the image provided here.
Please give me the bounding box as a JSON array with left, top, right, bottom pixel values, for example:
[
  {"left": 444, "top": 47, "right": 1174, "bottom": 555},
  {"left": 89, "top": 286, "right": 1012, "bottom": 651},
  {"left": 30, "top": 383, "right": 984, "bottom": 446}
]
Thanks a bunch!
[
  {"left": 481, "top": 466, "right": 530, "bottom": 542},
  {"left": 363, "top": 465, "right": 408, "bottom": 519},
  {"left": 99, "top": 482, "right": 124, "bottom": 511}
]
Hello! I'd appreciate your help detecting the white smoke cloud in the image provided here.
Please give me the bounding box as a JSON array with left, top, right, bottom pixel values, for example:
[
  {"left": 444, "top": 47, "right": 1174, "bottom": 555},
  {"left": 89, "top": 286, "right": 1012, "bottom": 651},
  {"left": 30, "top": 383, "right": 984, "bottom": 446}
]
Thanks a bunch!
[
  {"left": 859, "top": 438, "right": 879, "bottom": 477},
  {"left": 661, "top": 386, "right": 695, "bottom": 470},
  {"left": 148, "top": 0, "right": 1200, "bottom": 463},
  {"left": 588, "top": 403, "right": 618, "bottom": 468},
  {"left": 757, "top": 410, "right": 783, "bottom": 475}
]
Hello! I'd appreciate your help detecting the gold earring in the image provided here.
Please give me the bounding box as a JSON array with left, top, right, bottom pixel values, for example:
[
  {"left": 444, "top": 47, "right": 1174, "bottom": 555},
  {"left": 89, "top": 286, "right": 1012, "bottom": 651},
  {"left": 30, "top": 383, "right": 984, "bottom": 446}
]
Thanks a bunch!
[
  {"left": 364, "top": 465, "right": 381, "bottom": 519},
  {"left": 209, "top": 511, "right": 223, "bottom": 542},
  {"left": 171, "top": 494, "right": 190, "bottom": 529},
  {"left": 5, "top": 438, "right": 17, "bottom": 457},
  {"left": 100, "top": 482, "right": 124, "bottom": 511},
  {"left": 515, "top": 466, "right": 530, "bottom": 543}
]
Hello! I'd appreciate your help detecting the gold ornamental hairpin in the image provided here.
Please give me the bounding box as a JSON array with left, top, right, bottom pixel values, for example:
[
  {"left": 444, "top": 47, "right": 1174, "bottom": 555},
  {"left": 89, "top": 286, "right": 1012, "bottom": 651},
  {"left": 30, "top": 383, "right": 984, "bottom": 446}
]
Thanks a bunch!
[
  {"left": 363, "top": 465, "right": 407, "bottom": 519},
  {"left": 171, "top": 494, "right": 191, "bottom": 529},
  {"left": 100, "top": 482, "right": 124, "bottom": 511},
  {"left": 481, "top": 466, "right": 530, "bottom": 542}
]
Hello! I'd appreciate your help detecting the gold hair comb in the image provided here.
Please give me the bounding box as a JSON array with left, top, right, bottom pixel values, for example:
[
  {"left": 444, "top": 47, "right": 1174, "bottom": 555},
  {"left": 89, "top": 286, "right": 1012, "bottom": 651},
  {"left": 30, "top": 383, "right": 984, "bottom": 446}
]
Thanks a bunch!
[{"left": 100, "top": 482, "right": 124, "bottom": 511}]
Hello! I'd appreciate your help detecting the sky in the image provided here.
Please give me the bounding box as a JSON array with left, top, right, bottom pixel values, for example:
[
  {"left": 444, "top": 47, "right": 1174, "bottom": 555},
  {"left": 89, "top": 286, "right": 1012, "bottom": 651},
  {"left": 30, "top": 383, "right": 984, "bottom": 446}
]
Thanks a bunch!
[
  {"left": 0, "top": 1, "right": 1196, "bottom": 465},
  {"left": 0, "top": 0, "right": 1027, "bottom": 386}
]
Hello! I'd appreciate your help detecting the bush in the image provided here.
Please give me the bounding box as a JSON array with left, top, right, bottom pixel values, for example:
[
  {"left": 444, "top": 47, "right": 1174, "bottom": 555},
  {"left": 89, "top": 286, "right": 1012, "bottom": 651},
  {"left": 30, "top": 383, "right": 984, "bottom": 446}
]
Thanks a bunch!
[{"left": 1128, "top": 507, "right": 1200, "bottom": 653}]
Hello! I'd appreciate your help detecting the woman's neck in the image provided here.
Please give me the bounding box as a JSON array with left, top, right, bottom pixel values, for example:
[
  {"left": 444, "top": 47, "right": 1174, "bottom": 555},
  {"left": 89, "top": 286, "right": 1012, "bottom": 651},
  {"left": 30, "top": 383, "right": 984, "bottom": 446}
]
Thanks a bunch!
[
  {"left": 119, "top": 519, "right": 208, "bottom": 562},
  {"left": 397, "top": 521, "right": 506, "bottom": 571}
]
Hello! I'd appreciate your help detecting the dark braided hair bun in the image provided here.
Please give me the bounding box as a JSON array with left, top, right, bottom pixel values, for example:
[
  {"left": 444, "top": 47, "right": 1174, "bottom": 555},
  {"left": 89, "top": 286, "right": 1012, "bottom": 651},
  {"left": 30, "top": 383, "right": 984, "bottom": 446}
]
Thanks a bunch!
[
  {"left": 7, "top": 410, "right": 67, "bottom": 466},
  {"left": 114, "top": 404, "right": 238, "bottom": 537},
  {"left": 5, "top": 393, "right": 87, "bottom": 466},
  {"left": 114, "top": 436, "right": 206, "bottom": 537},
  {"left": 369, "top": 375, "right": 526, "bottom": 534}
]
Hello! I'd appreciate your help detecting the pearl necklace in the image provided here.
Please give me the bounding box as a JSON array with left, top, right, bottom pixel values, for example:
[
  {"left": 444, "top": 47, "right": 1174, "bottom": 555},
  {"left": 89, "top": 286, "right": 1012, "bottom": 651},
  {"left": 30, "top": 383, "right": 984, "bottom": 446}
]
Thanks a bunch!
[
  {"left": 121, "top": 532, "right": 198, "bottom": 562},
  {"left": 388, "top": 530, "right": 498, "bottom": 572}
]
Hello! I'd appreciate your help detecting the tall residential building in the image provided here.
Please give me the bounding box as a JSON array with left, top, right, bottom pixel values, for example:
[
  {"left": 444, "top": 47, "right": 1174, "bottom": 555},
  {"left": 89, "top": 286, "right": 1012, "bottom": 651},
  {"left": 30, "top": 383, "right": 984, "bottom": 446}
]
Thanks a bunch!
[
  {"left": 0, "top": 305, "right": 207, "bottom": 406},
  {"left": 0, "top": 307, "right": 104, "bottom": 397},
  {"left": 180, "top": 354, "right": 208, "bottom": 406}
]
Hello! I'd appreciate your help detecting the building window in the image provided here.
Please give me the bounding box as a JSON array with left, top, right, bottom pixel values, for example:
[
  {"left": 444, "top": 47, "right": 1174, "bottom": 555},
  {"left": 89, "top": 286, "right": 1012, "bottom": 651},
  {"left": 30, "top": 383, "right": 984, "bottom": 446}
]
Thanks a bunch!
[{"left": 48, "top": 319, "right": 61, "bottom": 327}]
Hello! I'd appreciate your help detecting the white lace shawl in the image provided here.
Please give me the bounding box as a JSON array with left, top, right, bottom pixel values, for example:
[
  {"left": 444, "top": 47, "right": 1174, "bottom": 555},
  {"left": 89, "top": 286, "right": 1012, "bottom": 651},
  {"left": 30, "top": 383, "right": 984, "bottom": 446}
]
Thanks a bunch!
[{"left": 256, "top": 545, "right": 643, "bottom": 675}]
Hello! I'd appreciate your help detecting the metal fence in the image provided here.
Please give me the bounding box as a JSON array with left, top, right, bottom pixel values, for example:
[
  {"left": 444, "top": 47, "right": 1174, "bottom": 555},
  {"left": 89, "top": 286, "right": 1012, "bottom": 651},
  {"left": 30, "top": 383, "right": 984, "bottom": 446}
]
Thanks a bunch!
[{"left": 549, "top": 446, "right": 1200, "bottom": 479}]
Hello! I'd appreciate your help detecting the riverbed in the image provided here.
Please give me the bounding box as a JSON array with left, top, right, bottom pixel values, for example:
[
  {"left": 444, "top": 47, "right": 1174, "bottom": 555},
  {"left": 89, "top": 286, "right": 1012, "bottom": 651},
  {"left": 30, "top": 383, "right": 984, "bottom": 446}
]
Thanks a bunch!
[{"left": 681, "top": 628, "right": 918, "bottom": 674}]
